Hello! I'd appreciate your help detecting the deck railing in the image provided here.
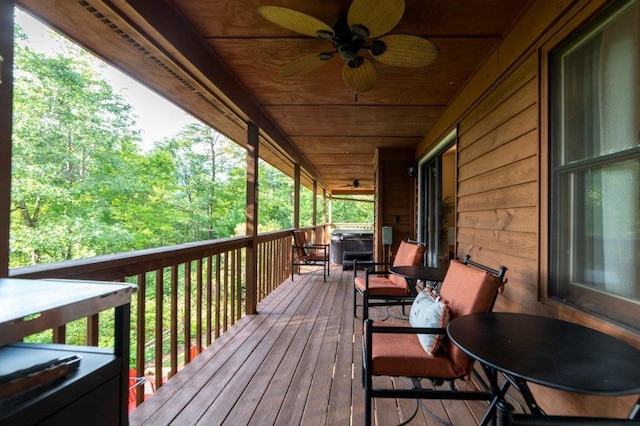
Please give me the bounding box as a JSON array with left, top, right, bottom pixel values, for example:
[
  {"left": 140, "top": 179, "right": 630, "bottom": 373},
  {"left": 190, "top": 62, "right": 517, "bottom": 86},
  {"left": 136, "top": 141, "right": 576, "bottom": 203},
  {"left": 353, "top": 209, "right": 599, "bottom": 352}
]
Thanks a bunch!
[{"left": 9, "top": 226, "right": 328, "bottom": 408}]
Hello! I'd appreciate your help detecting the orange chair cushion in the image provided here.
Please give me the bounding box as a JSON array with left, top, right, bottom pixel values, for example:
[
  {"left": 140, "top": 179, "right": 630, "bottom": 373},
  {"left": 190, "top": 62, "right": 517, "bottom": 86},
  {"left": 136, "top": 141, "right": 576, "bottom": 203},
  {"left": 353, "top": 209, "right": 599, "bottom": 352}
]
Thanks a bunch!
[
  {"left": 305, "top": 252, "right": 327, "bottom": 261},
  {"left": 368, "top": 321, "right": 466, "bottom": 379},
  {"left": 438, "top": 259, "right": 502, "bottom": 372},
  {"left": 354, "top": 275, "right": 410, "bottom": 296},
  {"left": 439, "top": 260, "right": 501, "bottom": 319},
  {"left": 388, "top": 241, "right": 426, "bottom": 287}
]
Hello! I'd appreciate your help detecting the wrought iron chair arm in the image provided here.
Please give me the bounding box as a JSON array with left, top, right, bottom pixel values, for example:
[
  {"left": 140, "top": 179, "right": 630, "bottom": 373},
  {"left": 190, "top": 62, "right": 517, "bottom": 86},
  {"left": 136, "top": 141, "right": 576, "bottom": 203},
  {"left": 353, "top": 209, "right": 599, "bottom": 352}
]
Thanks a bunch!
[{"left": 353, "top": 261, "right": 387, "bottom": 278}]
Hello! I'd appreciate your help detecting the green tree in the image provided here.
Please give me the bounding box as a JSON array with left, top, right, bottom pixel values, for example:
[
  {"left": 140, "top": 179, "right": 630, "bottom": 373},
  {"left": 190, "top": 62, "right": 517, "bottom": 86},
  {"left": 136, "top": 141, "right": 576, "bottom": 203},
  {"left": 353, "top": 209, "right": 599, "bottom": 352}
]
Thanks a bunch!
[
  {"left": 331, "top": 196, "right": 374, "bottom": 224},
  {"left": 11, "top": 26, "right": 148, "bottom": 265},
  {"left": 258, "top": 160, "right": 294, "bottom": 231},
  {"left": 152, "top": 123, "right": 247, "bottom": 240}
]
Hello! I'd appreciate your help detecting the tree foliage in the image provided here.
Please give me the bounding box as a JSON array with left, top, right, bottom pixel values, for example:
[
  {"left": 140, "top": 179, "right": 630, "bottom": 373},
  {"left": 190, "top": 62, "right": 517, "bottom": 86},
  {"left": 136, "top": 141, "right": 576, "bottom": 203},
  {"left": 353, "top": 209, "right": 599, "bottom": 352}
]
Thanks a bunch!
[
  {"left": 12, "top": 27, "right": 144, "bottom": 264},
  {"left": 10, "top": 25, "right": 251, "bottom": 267},
  {"left": 331, "top": 196, "right": 374, "bottom": 224}
]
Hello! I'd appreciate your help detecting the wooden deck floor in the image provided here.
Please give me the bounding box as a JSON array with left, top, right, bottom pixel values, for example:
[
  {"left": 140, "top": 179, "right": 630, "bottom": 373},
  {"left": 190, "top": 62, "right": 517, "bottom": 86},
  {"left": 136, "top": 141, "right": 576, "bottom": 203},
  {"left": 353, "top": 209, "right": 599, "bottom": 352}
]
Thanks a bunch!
[{"left": 129, "top": 264, "right": 496, "bottom": 425}]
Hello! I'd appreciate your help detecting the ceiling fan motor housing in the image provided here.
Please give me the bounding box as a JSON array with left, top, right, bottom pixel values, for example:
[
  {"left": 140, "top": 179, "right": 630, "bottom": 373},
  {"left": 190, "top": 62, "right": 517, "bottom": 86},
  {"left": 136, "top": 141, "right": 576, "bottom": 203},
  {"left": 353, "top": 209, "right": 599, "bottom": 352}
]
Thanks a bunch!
[{"left": 333, "top": 11, "right": 367, "bottom": 61}]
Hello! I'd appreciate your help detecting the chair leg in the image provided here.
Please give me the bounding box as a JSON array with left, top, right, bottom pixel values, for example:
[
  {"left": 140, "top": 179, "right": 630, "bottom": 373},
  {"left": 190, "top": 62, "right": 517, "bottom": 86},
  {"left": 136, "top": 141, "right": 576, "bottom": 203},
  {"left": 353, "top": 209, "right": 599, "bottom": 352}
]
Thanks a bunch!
[
  {"left": 365, "top": 387, "right": 372, "bottom": 426},
  {"left": 363, "top": 292, "right": 369, "bottom": 322},
  {"left": 353, "top": 287, "right": 357, "bottom": 317}
]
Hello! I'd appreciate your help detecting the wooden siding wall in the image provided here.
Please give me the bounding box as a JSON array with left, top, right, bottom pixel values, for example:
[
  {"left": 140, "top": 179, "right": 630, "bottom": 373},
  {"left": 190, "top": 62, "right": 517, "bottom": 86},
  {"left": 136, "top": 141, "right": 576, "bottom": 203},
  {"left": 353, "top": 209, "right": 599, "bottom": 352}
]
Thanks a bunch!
[
  {"left": 417, "top": 0, "right": 640, "bottom": 418},
  {"left": 457, "top": 55, "right": 539, "bottom": 314},
  {"left": 374, "top": 148, "right": 415, "bottom": 263}
]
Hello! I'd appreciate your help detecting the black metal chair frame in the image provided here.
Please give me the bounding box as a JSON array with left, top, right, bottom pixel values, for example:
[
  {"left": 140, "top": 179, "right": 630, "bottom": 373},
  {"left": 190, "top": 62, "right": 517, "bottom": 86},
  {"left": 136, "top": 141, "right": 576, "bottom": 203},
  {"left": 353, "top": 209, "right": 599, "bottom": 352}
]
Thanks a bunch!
[
  {"left": 291, "top": 230, "right": 329, "bottom": 282},
  {"left": 362, "top": 256, "right": 508, "bottom": 426},
  {"left": 353, "top": 239, "right": 426, "bottom": 322}
]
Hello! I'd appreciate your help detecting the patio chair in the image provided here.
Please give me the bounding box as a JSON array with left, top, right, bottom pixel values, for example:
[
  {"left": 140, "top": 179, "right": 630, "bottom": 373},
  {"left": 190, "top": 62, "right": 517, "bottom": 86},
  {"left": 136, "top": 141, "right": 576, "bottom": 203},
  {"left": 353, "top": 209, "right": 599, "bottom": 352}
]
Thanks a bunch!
[
  {"left": 353, "top": 239, "right": 426, "bottom": 322},
  {"left": 362, "top": 256, "right": 508, "bottom": 426},
  {"left": 291, "top": 229, "right": 330, "bottom": 282}
]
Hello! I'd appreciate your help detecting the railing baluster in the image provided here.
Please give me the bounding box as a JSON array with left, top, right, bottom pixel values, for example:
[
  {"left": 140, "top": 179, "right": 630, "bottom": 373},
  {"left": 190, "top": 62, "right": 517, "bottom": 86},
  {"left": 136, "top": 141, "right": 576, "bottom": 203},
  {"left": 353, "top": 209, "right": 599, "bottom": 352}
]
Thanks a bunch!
[
  {"left": 53, "top": 325, "right": 66, "bottom": 344},
  {"left": 236, "top": 248, "right": 244, "bottom": 321},
  {"left": 215, "top": 254, "right": 221, "bottom": 339},
  {"left": 155, "top": 268, "right": 164, "bottom": 388},
  {"left": 87, "top": 314, "right": 99, "bottom": 347},
  {"left": 196, "top": 258, "right": 203, "bottom": 356},
  {"left": 259, "top": 242, "right": 265, "bottom": 301},
  {"left": 135, "top": 273, "right": 146, "bottom": 406},
  {"left": 266, "top": 241, "right": 272, "bottom": 296},
  {"left": 206, "top": 255, "right": 213, "bottom": 346},
  {"left": 170, "top": 265, "right": 178, "bottom": 378},
  {"left": 230, "top": 251, "right": 236, "bottom": 325},
  {"left": 184, "top": 261, "right": 192, "bottom": 364},
  {"left": 223, "top": 252, "right": 229, "bottom": 332}
]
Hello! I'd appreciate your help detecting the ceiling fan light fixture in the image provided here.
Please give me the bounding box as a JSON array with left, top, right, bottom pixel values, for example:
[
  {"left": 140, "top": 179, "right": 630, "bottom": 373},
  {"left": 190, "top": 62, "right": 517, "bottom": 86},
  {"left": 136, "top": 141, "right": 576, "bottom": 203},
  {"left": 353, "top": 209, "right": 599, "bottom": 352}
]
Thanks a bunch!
[
  {"left": 316, "top": 30, "right": 334, "bottom": 40},
  {"left": 370, "top": 40, "right": 387, "bottom": 57},
  {"left": 347, "top": 56, "right": 364, "bottom": 69},
  {"left": 318, "top": 52, "right": 335, "bottom": 61},
  {"left": 350, "top": 24, "right": 370, "bottom": 40},
  {"left": 338, "top": 45, "right": 358, "bottom": 61}
]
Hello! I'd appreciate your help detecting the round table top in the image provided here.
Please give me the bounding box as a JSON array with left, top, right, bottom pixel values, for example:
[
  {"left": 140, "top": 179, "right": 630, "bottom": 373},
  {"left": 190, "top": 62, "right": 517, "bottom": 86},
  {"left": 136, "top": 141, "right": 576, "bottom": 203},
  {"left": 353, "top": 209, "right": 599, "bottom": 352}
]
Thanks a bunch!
[
  {"left": 447, "top": 312, "right": 640, "bottom": 396},
  {"left": 388, "top": 265, "right": 448, "bottom": 282}
]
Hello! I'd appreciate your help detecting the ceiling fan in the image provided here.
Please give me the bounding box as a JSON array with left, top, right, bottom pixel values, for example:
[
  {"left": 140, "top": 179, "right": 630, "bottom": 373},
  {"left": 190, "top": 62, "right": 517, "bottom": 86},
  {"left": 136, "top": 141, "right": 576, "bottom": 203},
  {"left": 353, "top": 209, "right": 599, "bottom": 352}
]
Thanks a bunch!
[
  {"left": 342, "top": 180, "right": 364, "bottom": 188},
  {"left": 257, "top": 0, "right": 439, "bottom": 93}
]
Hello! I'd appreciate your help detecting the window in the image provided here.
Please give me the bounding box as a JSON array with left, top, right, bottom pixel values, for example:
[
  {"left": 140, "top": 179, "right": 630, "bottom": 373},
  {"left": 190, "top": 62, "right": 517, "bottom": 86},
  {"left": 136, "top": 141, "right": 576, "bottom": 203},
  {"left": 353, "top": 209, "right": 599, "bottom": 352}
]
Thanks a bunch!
[{"left": 550, "top": 0, "right": 640, "bottom": 329}]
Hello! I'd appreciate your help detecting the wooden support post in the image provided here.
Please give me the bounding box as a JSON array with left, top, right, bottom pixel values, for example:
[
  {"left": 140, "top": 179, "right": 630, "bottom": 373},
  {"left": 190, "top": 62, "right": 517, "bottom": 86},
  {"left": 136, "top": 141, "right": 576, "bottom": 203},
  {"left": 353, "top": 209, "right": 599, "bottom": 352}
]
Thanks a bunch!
[
  {"left": 87, "top": 314, "right": 99, "bottom": 346},
  {"left": 53, "top": 325, "right": 66, "bottom": 344},
  {"left": 0, "top": 0, "right": 14, "bottom": 277},
  {"left": 293, "top": 164, "right": 300, "bottom": 230},
  {"left": 245, "top": 122, "right": 258, "bottom": 315},
  {"left": 312, "top": 180, "right": 318, "bottom": 228}
]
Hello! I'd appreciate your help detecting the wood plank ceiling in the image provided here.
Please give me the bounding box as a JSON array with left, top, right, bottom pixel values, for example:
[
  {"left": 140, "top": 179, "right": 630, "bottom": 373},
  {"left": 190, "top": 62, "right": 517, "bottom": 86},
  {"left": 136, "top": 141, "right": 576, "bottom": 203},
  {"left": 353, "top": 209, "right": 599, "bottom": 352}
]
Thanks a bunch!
[{"left": 16, "top": 0, "right": 531, "bottom": 195}]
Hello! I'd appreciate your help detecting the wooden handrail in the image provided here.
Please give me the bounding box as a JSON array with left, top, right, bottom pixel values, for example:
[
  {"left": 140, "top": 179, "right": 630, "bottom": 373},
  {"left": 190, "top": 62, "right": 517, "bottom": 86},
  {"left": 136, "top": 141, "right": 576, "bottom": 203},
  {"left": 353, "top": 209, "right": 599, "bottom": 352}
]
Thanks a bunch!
[{"left": 8, "top": 225, "right": 329, "bottom": 409}]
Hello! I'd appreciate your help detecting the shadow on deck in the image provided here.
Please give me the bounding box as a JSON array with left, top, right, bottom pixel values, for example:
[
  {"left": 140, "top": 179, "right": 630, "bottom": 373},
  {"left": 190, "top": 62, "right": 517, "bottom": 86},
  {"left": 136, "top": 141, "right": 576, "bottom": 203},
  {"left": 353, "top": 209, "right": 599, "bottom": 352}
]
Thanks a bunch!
[{"left": 129, "top": 264, "right": 496, "bottom": 425}]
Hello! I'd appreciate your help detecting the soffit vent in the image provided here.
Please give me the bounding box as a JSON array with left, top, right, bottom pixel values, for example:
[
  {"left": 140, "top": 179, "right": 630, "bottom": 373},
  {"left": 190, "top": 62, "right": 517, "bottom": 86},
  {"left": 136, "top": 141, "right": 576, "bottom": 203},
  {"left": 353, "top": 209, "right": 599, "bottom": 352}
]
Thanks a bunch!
[{"left": 77, "top": 1, "right": 247, "bottom": 135}]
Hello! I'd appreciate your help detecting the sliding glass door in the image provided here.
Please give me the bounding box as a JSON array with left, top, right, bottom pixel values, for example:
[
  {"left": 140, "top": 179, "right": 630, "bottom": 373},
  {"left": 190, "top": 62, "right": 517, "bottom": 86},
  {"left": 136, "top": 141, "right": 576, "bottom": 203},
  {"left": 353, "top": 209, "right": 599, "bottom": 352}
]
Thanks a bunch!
[{"left": 419, "top": 141, "right": 456, "bottom": 267}]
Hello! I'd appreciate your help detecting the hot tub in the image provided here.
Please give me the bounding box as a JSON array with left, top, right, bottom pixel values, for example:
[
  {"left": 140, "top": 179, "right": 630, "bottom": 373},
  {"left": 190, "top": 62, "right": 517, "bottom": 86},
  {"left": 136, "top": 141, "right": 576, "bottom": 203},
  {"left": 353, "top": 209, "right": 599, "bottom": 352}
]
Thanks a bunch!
[{"left": 330, "top": 229, "right": 374, "bottom": 265}]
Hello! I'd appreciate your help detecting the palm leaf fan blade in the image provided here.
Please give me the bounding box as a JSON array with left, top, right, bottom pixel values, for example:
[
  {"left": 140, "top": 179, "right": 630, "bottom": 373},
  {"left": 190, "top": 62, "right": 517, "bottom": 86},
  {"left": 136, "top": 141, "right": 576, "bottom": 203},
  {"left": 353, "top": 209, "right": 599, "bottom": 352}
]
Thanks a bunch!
[
  {"left": 258, "top": 6, "right": 333, "bottom": 38},
  {"left": 342, "top": 59, "right": 376, "bottom": 93},
  {"left": 280, "top": 53, "right": 330, "bottom": 77},
  {"left": 347, "top": 0, "right": 404, "bottom": 38},
  {"left": 372, "top": 35, "right": 439, "bottom": 67}
]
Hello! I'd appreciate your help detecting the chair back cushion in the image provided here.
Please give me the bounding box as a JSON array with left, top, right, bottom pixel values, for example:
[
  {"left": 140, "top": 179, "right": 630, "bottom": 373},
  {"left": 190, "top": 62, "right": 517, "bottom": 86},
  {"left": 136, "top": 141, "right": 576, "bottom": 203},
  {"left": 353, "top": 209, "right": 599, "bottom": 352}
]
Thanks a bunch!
[
  {"left": 389, "top": 241, "right": 425, "bottom": 286},
  {"left": 292, "top": 230, "right": 308, "bottom": 258},
  {"left": 439, "top": 260, "right": 502, "bottom": 373}
]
